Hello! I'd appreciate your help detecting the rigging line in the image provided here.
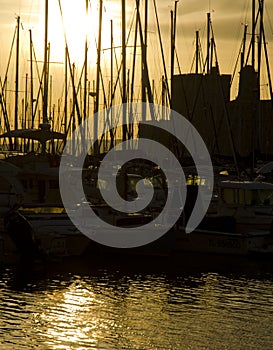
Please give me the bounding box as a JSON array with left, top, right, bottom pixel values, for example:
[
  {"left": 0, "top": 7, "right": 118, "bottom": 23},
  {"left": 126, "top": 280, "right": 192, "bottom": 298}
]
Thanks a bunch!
[
  {"left": 58, "top": 0, "right": 83, "bottom": 132},
  {"left": 32, "top": 42, "right": 45, "bottom": 124},
  {"left": 64, "top": 63, "right": 85, "bottom": 137},
  {"left": 211, "top": 40, "right": 240, "bottom": 176},
  {"left": 189, "top": 50, "right": 195, "bottom": 73},
  {"left": 128, "top": 2, "right": 139, "bottom": 140},
  {"left": 130, "top": 10, "right": 139, "bottom": 102},
  {"left": 96, "top": 51, "right": 120, "bottom": 141},
  {"left": 261, "top": 12, "right": 273, "bottom": 107},
  {"left": 174, "top": 48, "right": 182, "bottom": 75},
  {"left": 0, "top": 77, "right": 11, "bottom": 135},
  {"left": 135, "top": 0, "right": 155, "bottom": 119},
  {"left": 229, "top": 26, "right": 244, "bottom": 75},
  {"left": 265, "top": 2, "right": 273, "bottom": 35},
  {"left": 113, "top": 48, "right": 123, "bottom": 101},
  {"left": 111, "top": 8, "right": 136, "bottom": 108},
  {"left": 245, "top": 10, "right": 260, "bottom": 65},
  {"left": 174, "top": 46, "right": 191, "bottom": 124},
  {"left": 153, "top": 0, "right": 171, "bottom": 105},
  {"left": 92, "top": 37, "right": 111, "bottom": 147},
  {"left": 199, "top": 36, "right": 205, "bottom": 69},
  {"left": 98, "top": 81, "right": 109, "bottom": 150},
  {"left": 96, "top": 90, "right": 117, "bottom": 148},
  {"left": 209, "top": 20, "right": 219, "bottom": 69},
  {"left": 230, "top": 40, "right": 244, "bottom": 86},
  {"left": 229, "top": 4, "right": 248, "bottom": 75},
  {"left": 197, "top": 20, "right": 206, "bottom": 72},
  {"left": 178, "top": 56, "right": 209, "bottom": 160},
  {"left": 3, "top": 26, "right": 17, "bottom": 89}
]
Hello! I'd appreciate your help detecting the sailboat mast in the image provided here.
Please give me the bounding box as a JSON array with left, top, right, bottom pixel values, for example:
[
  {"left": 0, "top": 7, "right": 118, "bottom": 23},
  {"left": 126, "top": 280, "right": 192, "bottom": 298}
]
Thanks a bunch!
[
  {"left": 257, "top": 0, "right": 264, "bottom": 99},
  {"left": 14, "top": 15, "right": 20, "bottom": 132},
  {"left": 142, "top": 0, "right": 148, "bottom": 121},
  {"left": 122, "top": 0, "right": 127, "bottom": 143},
  {"left": 241, "top": 24, "right": 247, "bottom": 71},
  {"left": 24, "top": 74, "right": 28, "bottom": 129},
  {"left": 206, "top": 12, "right": 211, "bottom": 74},
  {"left": 94, "top": 0, "right": 103, "bottom": 153},
  {"left": 29, "top": 30, "right": 34, "bottom": 128},
  {"left": 83, "top": 0, "right": 88, "bottom": 121},
  {"left": 170, "top": 1, "right": 178, "bottom": 107},
  {"left": 153, "top": 0, "right": 170, "bottom": 105},
  {"left": 196, "top": 30, "right": 199, "bottom": 74},
  {"left": 110, "top": 19, "right": 113, "bottom": 107},
  {"left": 109, "top": 19, "right": 115, "bottom": 147},
  {"left": 43, "top": 0, "right": 49, "bottom": 124},
  {"left": 170, "top": 10, "right": 174, "bottom": 107},
  {"left": 64, "top": 47, "right": 68, "bottom": 135},
  {"left": 252, "top": 0, "right": 255, "bottom": 68},
  {"left": 261, "top": 16, "right": 273, "bottom": 105}
]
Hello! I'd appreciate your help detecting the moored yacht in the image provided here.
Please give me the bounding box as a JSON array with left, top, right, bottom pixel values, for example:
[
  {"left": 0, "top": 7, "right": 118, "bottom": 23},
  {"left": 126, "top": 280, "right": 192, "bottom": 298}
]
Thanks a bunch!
[{"left": 209, "top": 180, "right": 273, "bottom": 232}]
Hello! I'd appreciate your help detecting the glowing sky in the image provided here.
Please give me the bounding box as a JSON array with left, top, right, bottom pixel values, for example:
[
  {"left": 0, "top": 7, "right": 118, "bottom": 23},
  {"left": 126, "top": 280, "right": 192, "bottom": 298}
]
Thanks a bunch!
[{"left": 1, "top": 0, "right": 273, "bottom": 100}]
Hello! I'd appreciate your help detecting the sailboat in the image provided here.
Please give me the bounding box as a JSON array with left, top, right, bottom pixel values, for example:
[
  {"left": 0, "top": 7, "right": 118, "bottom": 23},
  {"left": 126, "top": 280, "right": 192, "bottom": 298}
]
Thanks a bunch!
[{"left": 0, "top": 0, "right": 66, "bottom": 207}]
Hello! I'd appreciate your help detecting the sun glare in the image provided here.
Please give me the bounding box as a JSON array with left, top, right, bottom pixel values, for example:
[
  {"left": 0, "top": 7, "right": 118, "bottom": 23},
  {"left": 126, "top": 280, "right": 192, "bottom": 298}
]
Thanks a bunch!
[
  {"left": 47, "top": 1, "right": 87, "bottom": 63},
  {"left": 43, "top": 0, "right": 123, "bottom": 66}
]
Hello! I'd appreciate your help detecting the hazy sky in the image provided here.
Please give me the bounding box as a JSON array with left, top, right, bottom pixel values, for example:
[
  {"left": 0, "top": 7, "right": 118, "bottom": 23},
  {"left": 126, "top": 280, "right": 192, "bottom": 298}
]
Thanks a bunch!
[{"left": 1, "top": 0, "right": 273, "bottom": 100}]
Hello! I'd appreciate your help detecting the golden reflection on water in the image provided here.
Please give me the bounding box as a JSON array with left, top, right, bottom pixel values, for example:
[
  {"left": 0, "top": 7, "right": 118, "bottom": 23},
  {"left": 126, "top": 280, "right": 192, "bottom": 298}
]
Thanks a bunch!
[
  {"left": 39, "top": 283, "right": 100, "bottom": 348},
  {"left": 38, "top": 276, "right": 172, "bottom": 349},
  {"left": 1, "top": 264, "right": 273, "bottom": 350}
]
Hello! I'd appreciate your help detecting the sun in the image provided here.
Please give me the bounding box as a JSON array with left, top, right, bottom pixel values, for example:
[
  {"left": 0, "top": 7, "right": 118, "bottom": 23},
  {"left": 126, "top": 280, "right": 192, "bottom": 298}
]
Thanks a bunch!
[
  {"left": 47, "top": 1, "right": 87, "bottom": 64},
  {"left": 45, "top": 0, "right": 122, "bottom": 66}
]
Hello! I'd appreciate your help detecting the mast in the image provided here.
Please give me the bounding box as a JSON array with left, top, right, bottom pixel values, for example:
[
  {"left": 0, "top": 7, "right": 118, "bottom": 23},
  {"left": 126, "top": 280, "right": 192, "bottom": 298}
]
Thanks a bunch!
[
  {"left": 72, "top": 63, "right": 76, "bottom": 155},
  {"left": 173, "top": 1, "right": 178, "bottom": 59},
  {"left": 29, "top": 30, "right": 34, "bottom": 128},
  {"left": 141, "top": 0, "right": 148, "bottom": 121},
  {"left": 110, "top": 19, "right": 115, "bottom": 148},
  {"left": 257, "top": 0, "right": 264, "bottom": 100},
  {"left": 207, "top": 12, "right": 211, "bottom": 74},
  {"left": 110, "top": 19, "right": 113, "bottom": 107},
  {"left": 252, "top": 0, "right": 255, "bottom": 68},
  {"left": 14, "top": 16, "right": 20, "bottom": 133},
  {"left": 43, "top": 0, "right": 49, "bottom": 124},
  {"left": 83, "top": 0, "right": 88, "bottom": 121},
  {"left": 261, "top": 12, "right": 273, "bottom": 106},
  {"left": 136, "top": 0, "right": 155, "bottom": 119},
  {"left": 64, "top": 47, "right": 68, "bottom": 135},
  {"left": 128, "top": 3, "right": 139, "bottom": 141},
  {"left": 24, "top": 74, "right": 28, "bottom": 128},
  {"left": 170, "top": 10, "right": 174, "bottom": 107},
  {"left": 171, "top": 1, "right": 178, "bottom": 107},
  {"left": 49, "top": 74, "right": 52, "bottom": 123},
  {"left": 210, "top": 37, "right": 214, "bottom": 72},
  {"left": 94, "top": 0, "right": 103, "bottom": 153},
  {"left": 195, "top": 30, "right": 199, "bottom": 74},
  {"left": 241, "top": 24, "right": 247, "bottom": 71},
  {"left": 153, "top": 0, "right": 171, "bottom": 105},
  {"left": 122, "top": 0, "right": 127, "bottom": 144}
]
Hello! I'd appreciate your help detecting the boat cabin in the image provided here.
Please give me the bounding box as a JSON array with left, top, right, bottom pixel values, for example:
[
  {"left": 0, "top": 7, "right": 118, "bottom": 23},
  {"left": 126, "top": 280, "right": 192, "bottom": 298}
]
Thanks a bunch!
[{"left": 219, "top": 181, "right": 273, "bottom": 206}]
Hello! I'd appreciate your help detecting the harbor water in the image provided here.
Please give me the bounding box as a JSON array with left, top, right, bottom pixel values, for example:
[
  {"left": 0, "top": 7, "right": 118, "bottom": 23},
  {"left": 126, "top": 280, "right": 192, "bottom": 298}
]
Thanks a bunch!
[{"left": 0, "top": 255, "right": 273, "bottom": 350}]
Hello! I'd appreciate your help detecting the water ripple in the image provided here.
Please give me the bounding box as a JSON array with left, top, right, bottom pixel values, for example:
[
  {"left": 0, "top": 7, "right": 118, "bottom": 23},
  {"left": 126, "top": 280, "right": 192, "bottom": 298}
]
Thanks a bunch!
[{"left": 0, "top": 265, "right": 273, "bottom": 349}]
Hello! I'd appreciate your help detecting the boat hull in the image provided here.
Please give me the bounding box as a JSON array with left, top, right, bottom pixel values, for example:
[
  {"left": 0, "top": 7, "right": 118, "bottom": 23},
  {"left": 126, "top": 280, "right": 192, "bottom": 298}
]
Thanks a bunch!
[{"left": 174, "top": 228, "right": 271, "bottom": 256}]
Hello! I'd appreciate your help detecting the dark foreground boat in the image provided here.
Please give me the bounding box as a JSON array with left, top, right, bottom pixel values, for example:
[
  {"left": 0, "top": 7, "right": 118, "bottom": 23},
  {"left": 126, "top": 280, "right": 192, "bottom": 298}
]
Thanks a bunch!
[{"left": 2, "top": 206, "right": 273, "bottom": 267}]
